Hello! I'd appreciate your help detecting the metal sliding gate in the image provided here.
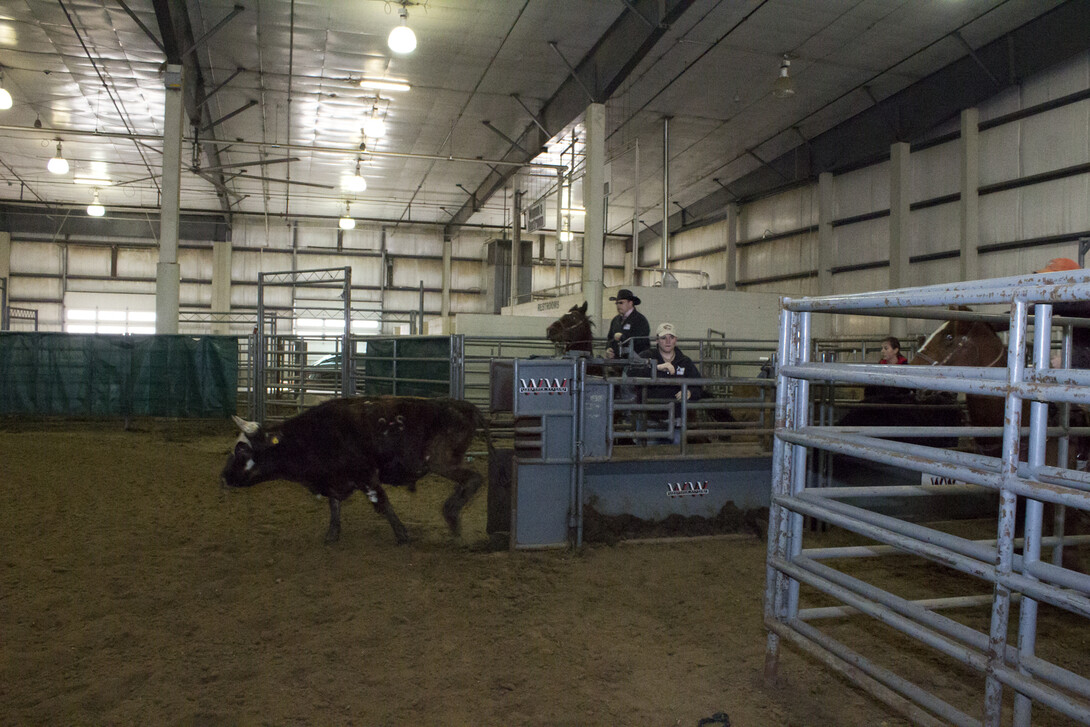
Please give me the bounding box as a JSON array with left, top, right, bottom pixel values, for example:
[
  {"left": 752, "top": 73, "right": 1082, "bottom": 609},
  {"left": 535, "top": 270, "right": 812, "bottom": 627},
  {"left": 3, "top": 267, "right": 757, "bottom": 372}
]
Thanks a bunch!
[{"left": 764, "top": 273, "right": 1090, "bottom": 725}]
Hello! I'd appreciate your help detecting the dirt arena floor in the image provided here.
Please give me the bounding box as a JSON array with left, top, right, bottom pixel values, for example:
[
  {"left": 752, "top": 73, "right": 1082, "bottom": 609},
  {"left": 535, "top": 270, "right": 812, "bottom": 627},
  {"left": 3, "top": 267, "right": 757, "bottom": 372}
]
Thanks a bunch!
[{"left": 2, "top": 419, "right": 1089, "bottom": 726}]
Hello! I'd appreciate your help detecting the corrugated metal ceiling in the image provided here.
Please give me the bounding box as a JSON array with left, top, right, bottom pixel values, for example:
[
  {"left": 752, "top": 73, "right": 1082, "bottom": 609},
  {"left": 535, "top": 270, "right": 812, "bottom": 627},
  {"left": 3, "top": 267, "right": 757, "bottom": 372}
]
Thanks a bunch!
[{"left": 0, "top": 0, "right": 1073, "bottom": 234}]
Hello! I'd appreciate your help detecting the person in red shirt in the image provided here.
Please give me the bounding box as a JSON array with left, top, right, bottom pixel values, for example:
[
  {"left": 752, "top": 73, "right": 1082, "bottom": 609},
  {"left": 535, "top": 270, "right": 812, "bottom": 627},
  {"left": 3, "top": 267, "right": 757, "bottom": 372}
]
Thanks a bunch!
[{"left": 880, "top": 336, "right": 908, "bottom": 365}]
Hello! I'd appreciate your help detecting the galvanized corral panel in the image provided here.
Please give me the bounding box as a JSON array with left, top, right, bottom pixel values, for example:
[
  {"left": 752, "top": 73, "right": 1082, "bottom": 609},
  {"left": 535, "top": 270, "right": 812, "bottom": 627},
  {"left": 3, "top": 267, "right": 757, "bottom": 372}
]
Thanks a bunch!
[
  {"left": 583, "top": 456, "right": 771, "bottom": 521},
  {"left": 834, "top": 162, "right": 890, "bottom": 221},
  {"left": 10, "top": 241, "right": 63, "bottom": 275}
]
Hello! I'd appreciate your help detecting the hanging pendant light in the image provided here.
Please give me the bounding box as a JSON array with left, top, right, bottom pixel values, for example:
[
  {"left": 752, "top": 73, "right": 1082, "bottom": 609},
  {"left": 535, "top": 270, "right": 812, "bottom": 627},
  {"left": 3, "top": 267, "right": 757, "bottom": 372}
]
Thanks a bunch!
[
  {"left": 87, "top": 189, "right": 105, "bottom": 217},
  {"left": 362, "top": 102, "right": 386, "bottom": 139},
  {"left": 47, "top": 140, "right": 69, "bottom": 174},
  {"left": 388, "top": 5, "right": 417, "bottom": 54},
  {"left": 339, "top": 202, "right": 356, "bottom": 230},
  {"left": 0, "top": 69, "right": 12, "bottom": 110},
  {"left": 345, "top": 158, "right": 367, "bottom": 192},
  {"left": 772, "top": 54, "right": 795, "bottom": 99}
]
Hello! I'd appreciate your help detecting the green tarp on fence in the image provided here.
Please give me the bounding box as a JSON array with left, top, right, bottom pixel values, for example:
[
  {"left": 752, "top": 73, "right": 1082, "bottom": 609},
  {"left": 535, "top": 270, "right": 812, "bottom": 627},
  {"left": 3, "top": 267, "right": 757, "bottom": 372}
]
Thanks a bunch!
[
  {"left": 0, "top": 333, "right": 238, "bottom": 417},
  {"left": 362, "top": 337, "right": 451, "bottom": 398}
]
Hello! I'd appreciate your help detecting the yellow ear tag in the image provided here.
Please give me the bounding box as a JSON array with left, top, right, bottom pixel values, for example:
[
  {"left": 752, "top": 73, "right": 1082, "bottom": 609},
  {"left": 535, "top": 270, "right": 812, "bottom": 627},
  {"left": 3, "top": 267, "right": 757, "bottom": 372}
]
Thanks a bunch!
[{"left": 270, "top": 435, "right": 280, "bottom": 445}]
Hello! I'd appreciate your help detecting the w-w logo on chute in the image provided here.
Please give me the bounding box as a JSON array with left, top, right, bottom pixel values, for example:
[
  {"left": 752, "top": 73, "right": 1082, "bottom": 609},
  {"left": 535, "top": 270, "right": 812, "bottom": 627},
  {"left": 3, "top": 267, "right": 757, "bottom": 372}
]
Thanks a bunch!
[{"left": 518, "top": 378, "right": 569, "bottom": 395}]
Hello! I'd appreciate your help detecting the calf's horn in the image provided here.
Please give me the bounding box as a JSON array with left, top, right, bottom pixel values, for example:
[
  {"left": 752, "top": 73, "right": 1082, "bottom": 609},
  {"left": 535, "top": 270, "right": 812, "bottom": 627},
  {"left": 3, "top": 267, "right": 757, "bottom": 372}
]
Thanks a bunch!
[{"left": 231, "top": 414, "right": 261, "bottom": 437}]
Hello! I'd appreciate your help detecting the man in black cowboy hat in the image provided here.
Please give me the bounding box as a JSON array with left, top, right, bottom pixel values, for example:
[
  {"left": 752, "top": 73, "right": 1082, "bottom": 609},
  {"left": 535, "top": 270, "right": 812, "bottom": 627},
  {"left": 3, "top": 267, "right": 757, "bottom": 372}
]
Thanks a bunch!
[{"left": 604, "top": 288, "right": 650, "bottom": 358}]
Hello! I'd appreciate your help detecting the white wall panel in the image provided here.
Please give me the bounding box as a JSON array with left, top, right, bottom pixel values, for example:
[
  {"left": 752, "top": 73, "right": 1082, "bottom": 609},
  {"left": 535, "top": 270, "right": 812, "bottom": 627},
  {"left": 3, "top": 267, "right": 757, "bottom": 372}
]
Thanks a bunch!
[
  {"left": 910, "top": 204, "right": 959, "bottom": 257},
  {"left": 1021, "top": 174, "right": 1090, "bottom": 239},
  {"left": 1021, "top": 101, "right": 1090, "bottom": 175},
  {"left": 737, "top": 233, "right": 815, "bottom": 284},
  {"left": 10, "top": 241, "right": 63, "bottom": 275},
  {"left": 833, "top": 218, "right": 887, "bottom": 267},
  {"left": 835, "top": 163, "right": 889, "bottom": 219},
  {"left": 741, "top": 186, "right": 818, "bottom": 240},
  {"left": 67, "top": 246, "right": 111, "bottom": 277},
  {"left": 234, "top": 222, "right": 291, "bottom": 248},
  {"left": 183, "top": 248, "right": 213, "bottom": 281},
  {"left": 979, "top": 123, "right": 1021, "bottom": 185},
  {"left": 117, "top": 247, "right": 158, "bottom": 279},
  {"left": 745, "top": 278, "right": 814, "bottom": 297},
  {"left": 671, "top": 222, "right": 724, "bottom": 259},
  {"left": 977, "top": 85, "right": 1024, "bottom": 124},
  {"left": 911, "top": 141, "right": 958, "bottom": 201},
  {"left": 11, "top": 276, "right": 61, "bottom": 302},
  {"left": 1021, "top": 51, "right": 1089, "bottom": 107},
  {"left": 978, "top": 188, "right": 1021, "bottom": 245}
]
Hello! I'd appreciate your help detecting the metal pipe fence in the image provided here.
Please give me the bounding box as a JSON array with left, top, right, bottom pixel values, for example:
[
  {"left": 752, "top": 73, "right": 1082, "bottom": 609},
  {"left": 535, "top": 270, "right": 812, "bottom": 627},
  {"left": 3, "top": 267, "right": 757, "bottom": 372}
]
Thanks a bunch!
[{"left": 764, "top": 272, "right": 1090, "bottom": 726}]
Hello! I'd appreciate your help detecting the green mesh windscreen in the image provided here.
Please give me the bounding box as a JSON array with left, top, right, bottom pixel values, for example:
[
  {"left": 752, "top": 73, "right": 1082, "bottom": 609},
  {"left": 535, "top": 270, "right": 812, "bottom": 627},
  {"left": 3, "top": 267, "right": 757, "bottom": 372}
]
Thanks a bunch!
[
  {"left": 0, "top": 333, "right": 238, "bottom": 417},
  {"left": 362, "top": 337, "right": 451, "bottom": 398}
]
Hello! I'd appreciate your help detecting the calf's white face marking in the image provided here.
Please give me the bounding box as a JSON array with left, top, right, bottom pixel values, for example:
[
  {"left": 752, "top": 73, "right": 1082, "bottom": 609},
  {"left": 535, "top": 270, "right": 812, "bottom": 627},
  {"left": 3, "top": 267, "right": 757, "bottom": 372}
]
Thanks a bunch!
[{"left": 234, "top": 432, "right": 256, "bottom": 471}]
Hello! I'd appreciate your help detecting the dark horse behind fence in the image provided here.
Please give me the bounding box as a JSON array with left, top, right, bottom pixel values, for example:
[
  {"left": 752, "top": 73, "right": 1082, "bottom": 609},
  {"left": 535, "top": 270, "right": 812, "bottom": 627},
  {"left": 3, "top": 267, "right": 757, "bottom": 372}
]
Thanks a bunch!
[
  {"left": 544, "top": 301, "right": 738, "bottom": 441},
  {"left": 545, "top": 301, "right": 594, "bottom": 355}
]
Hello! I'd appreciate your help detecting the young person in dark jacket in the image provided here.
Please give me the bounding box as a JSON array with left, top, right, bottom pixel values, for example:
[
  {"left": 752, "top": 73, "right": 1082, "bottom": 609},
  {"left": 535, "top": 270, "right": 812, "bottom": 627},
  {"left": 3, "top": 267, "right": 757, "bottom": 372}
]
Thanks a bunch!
[{"left": 637, "top": 322, "right": 703, "bottom": 412}]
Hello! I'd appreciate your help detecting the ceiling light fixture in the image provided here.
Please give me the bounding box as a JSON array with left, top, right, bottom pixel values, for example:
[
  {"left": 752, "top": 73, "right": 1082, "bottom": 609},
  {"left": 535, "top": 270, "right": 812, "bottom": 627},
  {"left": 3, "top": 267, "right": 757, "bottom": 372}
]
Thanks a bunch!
[
  {"left": 345, "top": 158, "right": 367, "bottom": 192},
  {"left": 74, "top": 176, "right": 113, "bottom": 186},
  {"left": 772, "top": 54, "right": 795, "bottom": 99},
  {"left": 339, "top": 202, "right": 356, "bottom": 230},
  {"left": 0, "top": 69, "right": 12, "bottom": 110},
  {"left": 47, "top": 140, "right": 69, "bottom": 174},
  {"left": 363, "top": 104, "right": 386, "bottom": 139},
  {"left": 388, "top": 5, "right": 417, "bottom": 54},
  {"left": 86, "top": 189, "right": 105, "bottom": 217},
  {"left": 359, "top": 78, "right": 411, "bottom": 93}
]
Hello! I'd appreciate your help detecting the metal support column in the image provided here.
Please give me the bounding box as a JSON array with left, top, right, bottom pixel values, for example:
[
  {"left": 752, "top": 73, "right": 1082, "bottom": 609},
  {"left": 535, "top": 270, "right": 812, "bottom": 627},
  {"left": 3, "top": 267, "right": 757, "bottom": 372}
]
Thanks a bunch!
[
  {"left": 959, "top": 108, "right": 980, "bottom": 282},
  {"left": 156, "top": 64, "right": 184, "bottom": 334},
  {"left": 888, "top": 142, "right": 910, "bottom": 340},
  {"left": 584, "top": 103, "right": 606, "bottom": 324}
]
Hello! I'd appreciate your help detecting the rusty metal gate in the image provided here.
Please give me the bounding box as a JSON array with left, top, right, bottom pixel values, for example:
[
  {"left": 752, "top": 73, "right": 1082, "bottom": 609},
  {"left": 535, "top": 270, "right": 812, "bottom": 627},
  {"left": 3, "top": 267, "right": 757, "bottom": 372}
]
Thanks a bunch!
[{"left": 765, "top": 272, "right": 1090, "bottom": 726}]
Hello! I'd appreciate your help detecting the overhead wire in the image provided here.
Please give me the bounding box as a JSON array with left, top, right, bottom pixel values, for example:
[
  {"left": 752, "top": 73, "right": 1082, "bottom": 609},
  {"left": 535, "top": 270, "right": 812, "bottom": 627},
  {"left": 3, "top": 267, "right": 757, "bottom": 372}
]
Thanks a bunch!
[{"left": 57, "top": 0, "right": 161, "bottom": 197}]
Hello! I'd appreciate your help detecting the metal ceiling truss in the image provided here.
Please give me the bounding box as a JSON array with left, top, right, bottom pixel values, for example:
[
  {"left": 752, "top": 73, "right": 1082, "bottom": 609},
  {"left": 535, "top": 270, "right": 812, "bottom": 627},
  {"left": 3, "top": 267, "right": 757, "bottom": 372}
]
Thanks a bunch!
[
  {"left": 152, "top": 0, "right": 249, "bottom": 224},
  {"left": 652, "top": 1, "right": 1090, "bottom": 245},
  {"left": 442, "top": 0, "right": 699, "bottom": 236}
]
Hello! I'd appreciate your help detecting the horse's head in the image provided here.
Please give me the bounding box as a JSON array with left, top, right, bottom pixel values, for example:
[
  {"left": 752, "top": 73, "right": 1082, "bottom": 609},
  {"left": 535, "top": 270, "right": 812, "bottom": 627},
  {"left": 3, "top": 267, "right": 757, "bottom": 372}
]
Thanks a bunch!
[
  {"left": 546, "top": 301, "right": 594, "bottom": 353},
  {"left": 912, "top": 309, "right": 1006, "bottom": 367}
]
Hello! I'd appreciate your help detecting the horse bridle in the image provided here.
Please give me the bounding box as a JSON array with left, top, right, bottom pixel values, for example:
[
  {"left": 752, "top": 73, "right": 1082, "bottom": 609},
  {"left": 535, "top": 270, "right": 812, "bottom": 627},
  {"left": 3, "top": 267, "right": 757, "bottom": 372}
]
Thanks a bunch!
[{"left": 913, "top": 327, "right": 1006, "bottom": 368}]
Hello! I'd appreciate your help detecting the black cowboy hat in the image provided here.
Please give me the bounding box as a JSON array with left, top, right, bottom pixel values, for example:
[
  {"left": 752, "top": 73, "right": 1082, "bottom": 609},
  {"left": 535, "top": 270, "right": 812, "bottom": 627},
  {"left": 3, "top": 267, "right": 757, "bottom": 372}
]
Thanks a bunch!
[{"left": 609, "top": 288, "right": 641, "bottom": 305}]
